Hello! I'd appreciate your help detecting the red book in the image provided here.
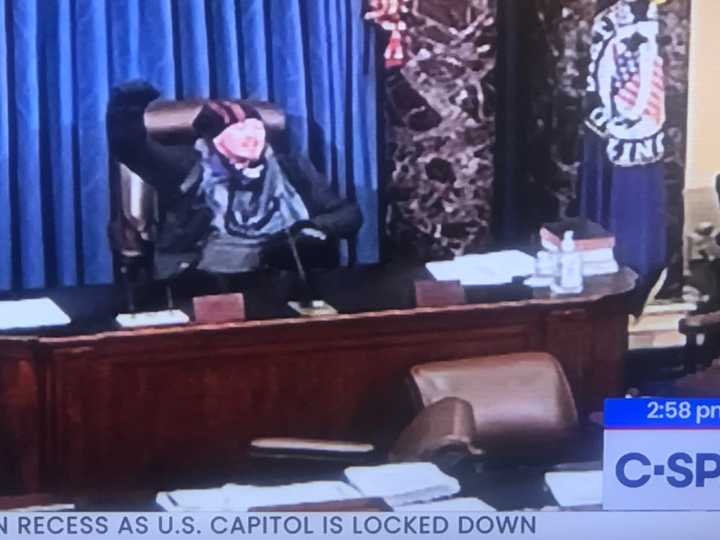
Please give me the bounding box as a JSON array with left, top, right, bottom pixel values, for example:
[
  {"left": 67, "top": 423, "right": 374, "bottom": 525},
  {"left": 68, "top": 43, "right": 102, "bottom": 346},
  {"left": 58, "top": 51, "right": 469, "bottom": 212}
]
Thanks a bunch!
[{"left": 540, "top": 218, "right": 615, "bottom": 251}]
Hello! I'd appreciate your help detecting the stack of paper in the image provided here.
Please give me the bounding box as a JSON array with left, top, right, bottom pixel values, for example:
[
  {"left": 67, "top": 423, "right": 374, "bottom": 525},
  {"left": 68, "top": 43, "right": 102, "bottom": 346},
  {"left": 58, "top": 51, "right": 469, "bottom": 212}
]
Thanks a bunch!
[
  {"left": 0, "top": 298, "right": 70, "bottom": 330},
  {"left": 344, "top": 462, "right": 460, "bottom": 508},
  {"left": 426, "top": 251, "right": 535, "bottom": 286},
  {"left": 544, "top": 470, "right": 602, "bottom": 507},
  {"left": 156, "top": 481, "right": 362, "bottom": 512}
]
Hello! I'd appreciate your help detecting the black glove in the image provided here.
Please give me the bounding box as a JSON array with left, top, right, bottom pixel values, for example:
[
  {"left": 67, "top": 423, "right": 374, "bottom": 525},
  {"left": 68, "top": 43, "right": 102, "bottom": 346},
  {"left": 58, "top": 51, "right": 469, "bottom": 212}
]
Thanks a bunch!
[{"left": 107, "top": 80, "right": 161, "bottom": 159}]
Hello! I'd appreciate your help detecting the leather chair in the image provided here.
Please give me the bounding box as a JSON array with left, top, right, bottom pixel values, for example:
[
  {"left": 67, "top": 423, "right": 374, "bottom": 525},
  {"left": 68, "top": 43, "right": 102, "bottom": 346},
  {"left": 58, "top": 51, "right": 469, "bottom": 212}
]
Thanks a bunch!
[
  {"left": 108, "top": 98, "right": 286, "bottom": 282},
  {"left": 249, "top": 397, "right": 483, "bottom": 475},
  {"left": 409, "top": 352, "right": 588, "bottom": 460}
]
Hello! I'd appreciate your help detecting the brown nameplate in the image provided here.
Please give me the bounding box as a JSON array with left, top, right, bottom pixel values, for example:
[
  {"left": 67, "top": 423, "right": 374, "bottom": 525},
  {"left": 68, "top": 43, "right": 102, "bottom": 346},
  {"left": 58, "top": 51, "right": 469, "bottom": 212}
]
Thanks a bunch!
[
  {"left": 414, "top": 280, "right": 466, "bottom": 308},
  {"left": 193, "top": 293, "right": 246, "bottom": 324}
]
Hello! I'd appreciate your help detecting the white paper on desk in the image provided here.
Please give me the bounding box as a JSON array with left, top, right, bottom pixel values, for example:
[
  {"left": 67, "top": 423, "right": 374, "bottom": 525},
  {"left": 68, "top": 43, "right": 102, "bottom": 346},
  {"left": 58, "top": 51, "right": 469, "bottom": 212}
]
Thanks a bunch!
[
  {"left": 157, "top": 481, "right": 362, "bottom": 512},
  {"left": 0, "top": 298, "right": 70, "bottom": 330},
  {"left": 344, "top": 462, "right": 460, "bottom": 507},
  {"left": 396, "top": 497, "right": 495, "bottom": 512},
  {"left": 426, "top": 250, "right": 535, "bottom": 286},
  {"left": 544, "top": 470, "right": 602, "bottom": 507},
  {"left": 115, "top": 309, "right": 189, "bottom": 328}
]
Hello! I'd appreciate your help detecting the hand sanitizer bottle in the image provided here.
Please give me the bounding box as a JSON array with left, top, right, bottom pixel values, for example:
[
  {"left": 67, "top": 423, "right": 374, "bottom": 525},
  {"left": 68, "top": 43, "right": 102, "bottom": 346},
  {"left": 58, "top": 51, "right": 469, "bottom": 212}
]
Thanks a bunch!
[{"left": 552, "top": 231, "right": 583, "bottom": 294}]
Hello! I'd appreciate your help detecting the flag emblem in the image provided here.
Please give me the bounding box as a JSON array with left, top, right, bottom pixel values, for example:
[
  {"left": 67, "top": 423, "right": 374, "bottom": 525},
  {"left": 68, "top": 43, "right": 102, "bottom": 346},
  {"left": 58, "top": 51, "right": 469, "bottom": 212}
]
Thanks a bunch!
[{"left": 586, "top": 1, "right": 666, "bottom": 167}]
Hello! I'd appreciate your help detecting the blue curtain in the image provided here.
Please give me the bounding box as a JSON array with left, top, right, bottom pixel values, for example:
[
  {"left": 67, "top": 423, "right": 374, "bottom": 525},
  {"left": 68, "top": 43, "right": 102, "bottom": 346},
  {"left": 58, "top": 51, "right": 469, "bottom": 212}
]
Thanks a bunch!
[{"left": 0, "top": 0, "right": 379, "bottom": 291}]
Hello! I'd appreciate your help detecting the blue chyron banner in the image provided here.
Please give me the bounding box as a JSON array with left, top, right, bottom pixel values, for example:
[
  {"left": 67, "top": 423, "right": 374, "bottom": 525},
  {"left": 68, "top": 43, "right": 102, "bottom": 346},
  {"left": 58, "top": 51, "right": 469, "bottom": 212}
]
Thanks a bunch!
[
  {"left": 604, "top": 398, "right": 720, "bottom": 429},
  {"left": 603, "top": 398, "right": 720, "bottom": 510}
]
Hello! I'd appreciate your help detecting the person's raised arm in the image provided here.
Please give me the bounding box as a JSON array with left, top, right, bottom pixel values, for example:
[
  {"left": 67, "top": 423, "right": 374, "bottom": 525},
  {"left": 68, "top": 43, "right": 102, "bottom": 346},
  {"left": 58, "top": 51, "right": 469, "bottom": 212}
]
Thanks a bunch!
[{"left": 106, "top": 81, "right": 197, "bottom": 195}]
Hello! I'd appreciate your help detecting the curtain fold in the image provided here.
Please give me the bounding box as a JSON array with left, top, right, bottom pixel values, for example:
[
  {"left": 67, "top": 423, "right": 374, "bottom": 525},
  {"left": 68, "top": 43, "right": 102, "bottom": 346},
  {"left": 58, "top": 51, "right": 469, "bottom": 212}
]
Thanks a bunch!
[
  {"left": 0, "top": 0, "right": 379, "bottom": 291},
  {"left": 43, "top": 0, "right": 77, "bottom": 286},
  {"left": 0, "top": 1, "right": 11, "bottom": 290},
  {"left": 13, "top": 0, "right": 45, "bottom": 288}
]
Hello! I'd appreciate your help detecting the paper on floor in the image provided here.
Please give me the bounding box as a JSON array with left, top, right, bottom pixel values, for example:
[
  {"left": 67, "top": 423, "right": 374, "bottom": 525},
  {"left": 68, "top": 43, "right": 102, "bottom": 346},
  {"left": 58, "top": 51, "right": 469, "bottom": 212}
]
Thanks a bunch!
[
  {"left": 396, "top": 497, "right": 495, "bottom": 512},
  {"left": 344, "top": 462, "right": 460, "bottom": 507},
  {"left": 544, "top": 470, "right": 602, "bottom": 507},
  {"left": 157, "top": 481, "right": 362, "bottom": 512}
]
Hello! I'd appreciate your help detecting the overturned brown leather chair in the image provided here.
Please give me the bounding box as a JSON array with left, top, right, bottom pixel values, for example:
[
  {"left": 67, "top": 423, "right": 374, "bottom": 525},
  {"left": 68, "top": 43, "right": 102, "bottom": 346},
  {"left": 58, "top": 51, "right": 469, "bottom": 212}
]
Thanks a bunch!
[
  {"left": 109, "top": 99, "right": 286, "bottom": 281},
  {"left": 249, "top": 397, "right": 483, "bottom": 476},
  {"left": 409, "top": 352, "right": 591, "bottom": 461}
]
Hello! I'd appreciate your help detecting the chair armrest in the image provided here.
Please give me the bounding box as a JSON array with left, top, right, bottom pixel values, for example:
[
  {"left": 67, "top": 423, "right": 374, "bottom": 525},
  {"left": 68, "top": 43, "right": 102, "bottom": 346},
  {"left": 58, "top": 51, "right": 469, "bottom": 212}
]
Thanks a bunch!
[
  {"left": 248, "top": 437, "right": 377, "bottom": 464},
  {"left": 388, "top": 397, "right": 482, "bottom": 464},
  {"left": 679, "top": 311, "right": 720, "bottom": 336}
]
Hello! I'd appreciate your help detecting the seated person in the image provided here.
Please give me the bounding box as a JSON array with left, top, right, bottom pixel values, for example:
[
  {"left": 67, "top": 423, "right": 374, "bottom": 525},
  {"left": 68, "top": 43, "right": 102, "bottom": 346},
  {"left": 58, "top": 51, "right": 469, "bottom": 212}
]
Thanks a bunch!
[{"left": 107, "top": 82, "right": 362, "bottom": 280}]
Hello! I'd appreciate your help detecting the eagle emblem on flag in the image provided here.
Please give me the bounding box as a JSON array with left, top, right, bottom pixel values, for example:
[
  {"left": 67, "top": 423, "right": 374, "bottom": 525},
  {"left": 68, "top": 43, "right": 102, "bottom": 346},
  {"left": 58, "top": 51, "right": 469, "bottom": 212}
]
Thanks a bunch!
[{"left": 586, "top": 0, "right": 666, "bottom": 167}]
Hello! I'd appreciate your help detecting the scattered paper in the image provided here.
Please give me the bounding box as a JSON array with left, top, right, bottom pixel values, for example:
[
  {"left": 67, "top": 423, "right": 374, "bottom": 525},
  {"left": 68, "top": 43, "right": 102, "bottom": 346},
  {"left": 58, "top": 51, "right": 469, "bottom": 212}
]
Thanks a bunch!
[
  {"left": 0, "top": 298, "right": 70, "bottom": 330},
  {"left": 544, "top": 470, "right": 602, "bottom": 507},
  {"left": 157, "top": 481, "right": 362, "bottom": 512},
  {"left": 396, "top": 497, "right": 495, "bottom": 512},
  {"left": 344, "top": 462, "right": 460, "bottom": 507},
  {"left": 426, "top": 251, "right": 535, "bottom": 286}
]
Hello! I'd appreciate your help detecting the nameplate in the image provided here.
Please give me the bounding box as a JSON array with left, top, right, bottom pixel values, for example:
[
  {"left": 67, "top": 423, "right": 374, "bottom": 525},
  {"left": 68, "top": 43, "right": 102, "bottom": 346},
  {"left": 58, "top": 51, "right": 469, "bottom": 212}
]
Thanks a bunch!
[
  {"left": 603, "top": 398, "right": 720, "bottom": 510},
  {"left": 414, "top": 280, "right": 466, "bottom": 308},
  {"left": 193, "top": 293, "right": 246, "bottom": 324}
]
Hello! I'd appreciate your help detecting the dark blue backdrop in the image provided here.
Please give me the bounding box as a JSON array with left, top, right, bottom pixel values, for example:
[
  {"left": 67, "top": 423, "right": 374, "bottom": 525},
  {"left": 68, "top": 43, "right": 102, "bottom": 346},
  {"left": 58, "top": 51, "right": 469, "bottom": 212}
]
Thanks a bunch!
[{"left": 0, "top": 0, "right": 379, "bottom": 291}]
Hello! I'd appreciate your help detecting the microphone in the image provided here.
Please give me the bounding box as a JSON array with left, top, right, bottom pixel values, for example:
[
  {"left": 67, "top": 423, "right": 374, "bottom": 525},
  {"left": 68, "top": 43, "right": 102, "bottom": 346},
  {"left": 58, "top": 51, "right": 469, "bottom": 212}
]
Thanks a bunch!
[
  {"left": 286, "top": 226, "right": 313, "bottom": 308},
  {"left": 285, "top": 223, "right": 337, "bottom": 316}
]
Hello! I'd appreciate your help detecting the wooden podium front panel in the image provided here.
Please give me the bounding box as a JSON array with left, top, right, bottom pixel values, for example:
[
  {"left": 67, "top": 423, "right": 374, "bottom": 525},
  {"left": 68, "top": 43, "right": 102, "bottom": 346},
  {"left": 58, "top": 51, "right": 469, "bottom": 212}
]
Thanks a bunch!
[
  {"left": 45, "top": 307, "right": 544, "bottom": 490},
  {"left": 0, "top": 339, "right": 43, "bottom": 494},
  {"left": 0, "top": 269, "right": 635, "bottom": 493}
]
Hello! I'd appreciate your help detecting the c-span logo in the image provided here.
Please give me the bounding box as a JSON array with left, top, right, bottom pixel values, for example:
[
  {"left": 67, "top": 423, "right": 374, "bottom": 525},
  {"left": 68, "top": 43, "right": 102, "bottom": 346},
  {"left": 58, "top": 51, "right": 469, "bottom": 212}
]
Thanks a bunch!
[
  {"left": 603, "top": 398, "right": 720, "bottom": 510},
  {"left": 586, "top": 0, "right": 666, "bottom": 167}
]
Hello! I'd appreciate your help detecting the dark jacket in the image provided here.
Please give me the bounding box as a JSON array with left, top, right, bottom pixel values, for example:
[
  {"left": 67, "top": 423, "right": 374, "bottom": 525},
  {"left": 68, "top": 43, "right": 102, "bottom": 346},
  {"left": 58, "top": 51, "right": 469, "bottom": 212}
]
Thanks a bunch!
[{"left": 149, "top": 148, "right": 363, "bottom": 277}]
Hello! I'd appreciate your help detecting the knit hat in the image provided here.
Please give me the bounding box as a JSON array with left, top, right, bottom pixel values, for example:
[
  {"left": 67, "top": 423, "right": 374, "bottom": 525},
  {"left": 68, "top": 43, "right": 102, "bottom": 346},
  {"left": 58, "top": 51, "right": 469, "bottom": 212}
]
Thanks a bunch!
[{"left": 193, "top": 100, "right": 262, "bottom": 138}]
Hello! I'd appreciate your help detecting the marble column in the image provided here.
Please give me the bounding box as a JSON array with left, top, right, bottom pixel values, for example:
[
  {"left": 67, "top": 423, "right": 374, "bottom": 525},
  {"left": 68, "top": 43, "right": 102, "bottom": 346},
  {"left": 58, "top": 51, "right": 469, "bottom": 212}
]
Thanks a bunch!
[{"left": 384, "top": 0, "right": 497, "bottom": 260}]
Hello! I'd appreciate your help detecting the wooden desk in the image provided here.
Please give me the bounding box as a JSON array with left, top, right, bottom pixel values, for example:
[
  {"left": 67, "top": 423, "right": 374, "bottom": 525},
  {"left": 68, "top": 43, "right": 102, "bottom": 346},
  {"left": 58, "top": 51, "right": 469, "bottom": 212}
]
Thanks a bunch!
[{"left": 0, "top": 266, "right": 635, "bottom": 494}]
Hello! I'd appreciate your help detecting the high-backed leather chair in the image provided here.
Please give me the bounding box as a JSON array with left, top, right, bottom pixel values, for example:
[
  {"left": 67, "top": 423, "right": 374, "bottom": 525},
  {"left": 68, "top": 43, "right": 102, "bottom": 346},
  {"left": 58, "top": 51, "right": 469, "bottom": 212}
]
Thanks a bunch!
[
  {"left": 109, "top": 99, "right": 286, "bottom": 281},
  {"left": 409, "top": 352, "right": 581, "bottom": 457}
]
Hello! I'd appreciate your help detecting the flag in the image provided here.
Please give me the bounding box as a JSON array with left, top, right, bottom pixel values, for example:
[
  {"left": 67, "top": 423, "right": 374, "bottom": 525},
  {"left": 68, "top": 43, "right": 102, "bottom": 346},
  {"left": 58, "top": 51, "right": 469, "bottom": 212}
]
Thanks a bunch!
[{"left": 579, "top": 0, "right": 667, "bottom": 299}]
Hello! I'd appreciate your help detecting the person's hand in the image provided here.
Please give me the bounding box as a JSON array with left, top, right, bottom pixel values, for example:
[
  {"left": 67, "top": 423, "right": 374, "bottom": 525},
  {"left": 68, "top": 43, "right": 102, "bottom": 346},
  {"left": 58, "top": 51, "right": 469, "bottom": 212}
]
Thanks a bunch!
[
  {"left": 213, "top": 119, "right": 267, "bottom": 169},
  {"left": 107, "top": 81, "right": 160, "bottom": 153},
  {"left": 289, "top": 220, "right": 328, "bottom": 242}
]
